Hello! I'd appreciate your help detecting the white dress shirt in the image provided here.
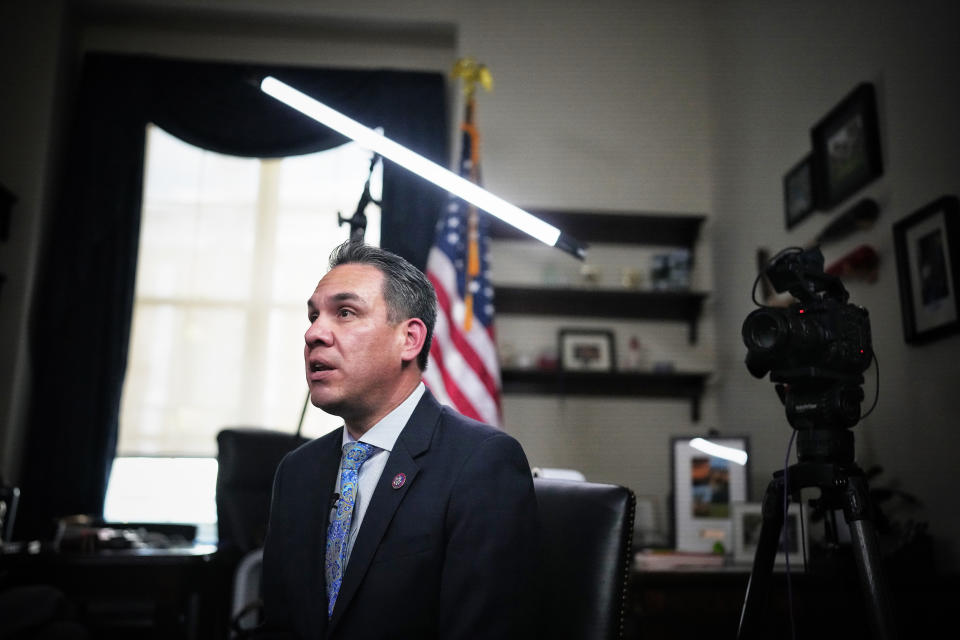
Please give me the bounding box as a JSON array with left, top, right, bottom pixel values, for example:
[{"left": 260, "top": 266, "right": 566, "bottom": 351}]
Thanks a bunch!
[{"left": 334, "top": 382, "right": 425, "bottom": 566}]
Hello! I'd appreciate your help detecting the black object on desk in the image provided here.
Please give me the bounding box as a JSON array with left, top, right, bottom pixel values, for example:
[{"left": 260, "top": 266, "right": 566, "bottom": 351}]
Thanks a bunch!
[{"left": 1, "top": 542, "right": 221, "bottom": 640}]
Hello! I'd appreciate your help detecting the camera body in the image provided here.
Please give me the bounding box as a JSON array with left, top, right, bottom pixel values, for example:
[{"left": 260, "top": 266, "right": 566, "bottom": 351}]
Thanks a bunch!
[
  {"left": 742, "top": 297, "right": 873, "bottom": 380},
  {"left": 742, "top": 247, "right": 873, "bottom": 431}
]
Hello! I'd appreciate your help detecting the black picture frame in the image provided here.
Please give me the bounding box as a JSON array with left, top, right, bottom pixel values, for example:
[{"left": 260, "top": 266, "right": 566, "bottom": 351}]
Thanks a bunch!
[
  {"left": 810, "top": 82, "right": 883, "bottom": 211},
  {"left": 558, "top": 328, "right": 615, "bottom": 372},
  {"left": 783, "top": 154, "right": 816, "bottom": 229},
  {"left": 893, "top": 195, "right": 960, "bottom": 345}
]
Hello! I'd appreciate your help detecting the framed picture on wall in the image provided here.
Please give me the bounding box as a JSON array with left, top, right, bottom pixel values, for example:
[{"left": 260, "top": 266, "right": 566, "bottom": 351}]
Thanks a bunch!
[
  {"left": 783, "top": 154, "right": 816, "bottom": 229},
  {"left": 810, "top": 82, "right": 883, "bottom": 211},
  {"left": 893, "top": 195, "right": 960, "bottom": 344},
  {"left": 671, "top": 436, "right": 750, "bottom": 553},
  {"left": 731, "top": 502, "right": 807, "bottom": 566},
  {"left": 558, "top": 328, "right": 615, "bottom": 372}
]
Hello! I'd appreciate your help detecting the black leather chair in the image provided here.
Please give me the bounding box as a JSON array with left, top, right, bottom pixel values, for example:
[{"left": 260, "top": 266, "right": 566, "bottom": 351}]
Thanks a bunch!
[
  {"left": 534, "top": 478, "right": 636, "bottom": 640},
  {"left": 215, "top": 428, "right": 309, "bottom": 636},
  {"left": 215, "top": 428, "right": 309, "bottom": 555}
]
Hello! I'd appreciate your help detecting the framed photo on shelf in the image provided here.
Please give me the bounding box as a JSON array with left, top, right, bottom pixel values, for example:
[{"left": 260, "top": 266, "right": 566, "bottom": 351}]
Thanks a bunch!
[
  {"left": 558, "top": 328, "right": 615, "bottom": 372},
  {"left": 731, "top": 502, "right": 807, "bottom": 566},
  {"left": 810, "top": 82, "right": 883, "bottom": 211},
  {"left": 671, "top": 436, "right": 750, "bottom": 553},
  {"left": 783, "top": 154, "right": 816, "bottom": 230},
  {"left": 893, "top": 195, "right": 960, "bottom": 345}
]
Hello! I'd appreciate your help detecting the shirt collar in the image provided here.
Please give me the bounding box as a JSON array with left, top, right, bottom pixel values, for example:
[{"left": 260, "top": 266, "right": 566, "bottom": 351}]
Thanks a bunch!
[{"left": 341, "top": 382, "right": 426, "bottom": 453}]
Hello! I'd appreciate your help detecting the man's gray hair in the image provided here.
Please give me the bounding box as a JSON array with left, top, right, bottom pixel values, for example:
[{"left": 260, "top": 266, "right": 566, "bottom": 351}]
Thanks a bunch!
[{"left": 329, "top": 241, "right": 438, "bottom": 370}]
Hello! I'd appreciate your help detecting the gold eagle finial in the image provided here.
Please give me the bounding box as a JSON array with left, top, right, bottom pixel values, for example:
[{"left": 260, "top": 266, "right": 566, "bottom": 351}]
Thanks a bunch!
[{"left": 451, "top": 57, "right": 493, "bottom": 98}]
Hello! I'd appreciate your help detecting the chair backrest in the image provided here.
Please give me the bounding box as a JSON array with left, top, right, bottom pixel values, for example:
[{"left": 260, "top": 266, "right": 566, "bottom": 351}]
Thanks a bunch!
[
  {"left": 216, "top": 428, "right": 309, "bottom": 554},
  {"left": 534, "top": 477, "right": 636, "bottom": 640}
]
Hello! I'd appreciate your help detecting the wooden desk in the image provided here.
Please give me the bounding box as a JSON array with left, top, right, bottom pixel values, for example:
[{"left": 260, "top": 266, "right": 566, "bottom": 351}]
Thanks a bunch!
[
  {"left": 625, "top": 565, "right": 960, "bottom": 640},
  {"left": 0, "top": 544, "right": 226, "bottom": 640}
]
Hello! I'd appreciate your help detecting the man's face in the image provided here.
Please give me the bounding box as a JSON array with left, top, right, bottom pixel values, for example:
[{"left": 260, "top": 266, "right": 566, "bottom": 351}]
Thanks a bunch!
[{"left": 304, "top": 263, "right": 408, "bottom": 423}]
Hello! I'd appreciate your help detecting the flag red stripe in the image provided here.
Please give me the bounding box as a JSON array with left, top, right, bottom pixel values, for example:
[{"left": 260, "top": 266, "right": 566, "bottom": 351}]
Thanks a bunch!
[
  {"left": 427, "top": 336, "right": 482, "bottom": 421},
  {"left": 428, "top": 272, "right": 500, "bottom": 401}
]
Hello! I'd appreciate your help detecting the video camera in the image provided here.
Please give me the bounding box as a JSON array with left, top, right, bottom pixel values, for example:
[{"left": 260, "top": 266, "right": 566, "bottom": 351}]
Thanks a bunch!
[{"left": 742, "top": 247, "right": 873, "bottom": 431}]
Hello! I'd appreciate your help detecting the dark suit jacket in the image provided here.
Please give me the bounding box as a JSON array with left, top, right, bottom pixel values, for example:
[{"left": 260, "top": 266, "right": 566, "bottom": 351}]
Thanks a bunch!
[{"left": 256, "top": 389, "right": 538, "bottom": 640}]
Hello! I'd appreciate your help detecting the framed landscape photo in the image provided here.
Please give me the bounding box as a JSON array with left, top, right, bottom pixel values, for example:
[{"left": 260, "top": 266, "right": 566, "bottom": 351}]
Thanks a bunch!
[
  {"left": 893, "top": 195, "right": 960, "bottom": 345},
  {"left": 731, "top": 502, "right": 807, "bottom": 567},
  {"left": 784, "top": 154, "right": 816, "bottom": 230},
  {"left": 558, "top": 328, "right": 615, "bottom": 372},
  {"left": 811, "top": 82, "right": 883, "bottom": 210},
  {"left": 671, "top": 436, "right": 749, "bottom": 553}
]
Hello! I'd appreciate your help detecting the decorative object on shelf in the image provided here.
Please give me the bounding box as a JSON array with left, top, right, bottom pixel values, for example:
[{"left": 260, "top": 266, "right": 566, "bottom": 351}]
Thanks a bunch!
[
  {"left": 535, "top": 346, "right": 559, "bottom": 371},
  {"left": 558, "top": 328, "right": 615, "bottom": 372},
  {"left": 540, "top": 262, "right": 567, "bottom": 286},
  {"left": 652, "top": 361, "right": 675, "bottom": 373},
  {"left": 620, "top": 266, "right": 643, "bottom": 289},
  {"left": 893, "top": 195, "right": 960, "bottom": 344},
  {"left": 671, "top": 435, "right": 750, "bottom": 553},
  {"left": 814, "top": 197, "right": 880, "bottom": 245},
  {"left": 825, "top": 244, "right": 880, "bottom": 283},
  {"left": 498, "top": 341, "right": 517, "bottom": 368},
  {"left": 651, "top": 249, "right": 691, "bottom": 291},
  {"left": 579, "top": 263, "right": 602, "bottom": 287},
  {"left": 731, "top": 501, "right": 807, "bottom": 566},
  {"left": 621, "top": 335, "right": 646, "bottom": 371},
  {"left": 784, "top": 153, "right": 816, "bottom": 229},
  {"left": 810, "top": 82, "right": 884, "bottom": 211}
]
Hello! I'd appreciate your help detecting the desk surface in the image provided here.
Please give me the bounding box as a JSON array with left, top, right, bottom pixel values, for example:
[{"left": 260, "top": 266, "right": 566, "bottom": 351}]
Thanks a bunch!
[{"left": 1, "top": 542, "right": 217, "bottom": 566}]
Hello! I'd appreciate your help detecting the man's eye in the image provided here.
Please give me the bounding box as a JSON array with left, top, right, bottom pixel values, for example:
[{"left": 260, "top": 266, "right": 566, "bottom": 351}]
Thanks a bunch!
[
  {"left": 338, "top": 308, "right": 355, "bottom": 318},
  {"left": 308, "top": 313, "right": 318, "bottom": 322}
]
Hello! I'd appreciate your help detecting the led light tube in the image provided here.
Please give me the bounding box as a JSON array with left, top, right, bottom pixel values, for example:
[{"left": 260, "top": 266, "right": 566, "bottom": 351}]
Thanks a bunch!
[
  {"left": 689, "top": 437, "right": 749, "bottom": 466},
  {"left": 260, "top": 76, "right": 586, "bottom": 258}
]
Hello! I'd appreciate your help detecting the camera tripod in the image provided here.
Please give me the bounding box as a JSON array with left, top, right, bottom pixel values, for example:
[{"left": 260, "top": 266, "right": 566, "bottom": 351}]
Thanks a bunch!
[{"left": 736, "top": 425, "right": 898, "bottom": 639}]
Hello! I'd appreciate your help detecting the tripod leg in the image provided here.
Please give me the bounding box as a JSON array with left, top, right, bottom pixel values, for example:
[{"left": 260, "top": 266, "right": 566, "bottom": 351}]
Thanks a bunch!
[
  {"left": 843, "top": 475, "right": 898, "bottom": 640},
  {"left": 737, "top": 475, "right": 785, "bottom": 640}
]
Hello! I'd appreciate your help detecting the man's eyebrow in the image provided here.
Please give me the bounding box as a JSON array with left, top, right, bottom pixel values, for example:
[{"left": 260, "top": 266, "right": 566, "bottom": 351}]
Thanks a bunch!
[
  {"left": 307, "top": 292, "right": 366, "bottom": 309},
  {"left": 331, "top": 292, "right": 364, "bottom": 304}
]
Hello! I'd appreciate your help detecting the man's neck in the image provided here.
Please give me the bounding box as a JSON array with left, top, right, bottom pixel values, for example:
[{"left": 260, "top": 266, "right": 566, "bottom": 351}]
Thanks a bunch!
[{"left": 344, "top": 376, "right": 422, "bottom": 440}]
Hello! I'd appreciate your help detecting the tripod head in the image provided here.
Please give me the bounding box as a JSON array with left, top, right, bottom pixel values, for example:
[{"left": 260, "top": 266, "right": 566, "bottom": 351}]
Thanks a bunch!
[{"left": 742, "top": 247, "right": 873, "bottom": 463}]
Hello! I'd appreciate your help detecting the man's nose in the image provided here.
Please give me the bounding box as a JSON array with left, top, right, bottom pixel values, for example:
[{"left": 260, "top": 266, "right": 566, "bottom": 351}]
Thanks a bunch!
[{"left": 305, "top": 316, "right": 333, "bottom": 346}]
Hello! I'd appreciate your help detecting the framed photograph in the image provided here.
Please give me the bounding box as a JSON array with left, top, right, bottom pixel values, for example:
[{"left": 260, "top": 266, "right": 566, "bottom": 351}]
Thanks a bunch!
[
  {"left": 810, "top": 82, "right": 883, "bottom": 210},
  {"left": 783, "top": 154, "right": 816, "bottom": 229},
  {"left": 558, "top": 329, "right": 615, "bottom": 372},
  {"left": 893, "top": 195, "right": 960, "bottom": 344},
  {"left": 731, "top": 502, "right": 807, "bottom": 566},
  {"left": 670, "top": 436, "right": 750, "bottom": 553}
]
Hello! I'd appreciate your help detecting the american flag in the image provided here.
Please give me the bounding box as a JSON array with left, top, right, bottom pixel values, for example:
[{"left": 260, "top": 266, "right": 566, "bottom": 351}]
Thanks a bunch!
[{"left": 423, "top": 113, "right": 502, "bottom": 427}]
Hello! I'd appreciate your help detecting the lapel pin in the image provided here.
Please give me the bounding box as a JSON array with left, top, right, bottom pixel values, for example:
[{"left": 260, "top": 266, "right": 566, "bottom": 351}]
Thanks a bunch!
[{"left": 391, "top": 472, "right": 406, "bottom": 489}]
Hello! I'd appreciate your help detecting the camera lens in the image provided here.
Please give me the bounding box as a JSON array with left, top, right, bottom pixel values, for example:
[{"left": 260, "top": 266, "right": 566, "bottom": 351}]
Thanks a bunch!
[{"left": 742, "top": 308, "right": 788, "bottom": 352}]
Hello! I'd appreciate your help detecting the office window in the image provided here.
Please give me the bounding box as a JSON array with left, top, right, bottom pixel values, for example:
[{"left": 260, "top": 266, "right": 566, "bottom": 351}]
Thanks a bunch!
[{"left": 104, "top": 124, "right": 382, "bottom": 540}]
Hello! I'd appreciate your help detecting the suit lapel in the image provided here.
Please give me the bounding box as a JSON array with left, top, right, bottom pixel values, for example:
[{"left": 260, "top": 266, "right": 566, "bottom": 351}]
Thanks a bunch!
[{"left": 327, "top": 391, "right": 442, "bottom": 631}]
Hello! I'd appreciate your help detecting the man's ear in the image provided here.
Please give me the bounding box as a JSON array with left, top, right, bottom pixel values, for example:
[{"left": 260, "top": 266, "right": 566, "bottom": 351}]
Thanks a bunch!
[{"left": 399, "top": 317, "right": 427, "bottom": 364}]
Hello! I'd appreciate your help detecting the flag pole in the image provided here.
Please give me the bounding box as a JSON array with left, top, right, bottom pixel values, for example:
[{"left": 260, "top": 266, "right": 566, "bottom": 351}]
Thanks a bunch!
[{"left": 452, "top": 58, "right": 493, "bottom": 332}]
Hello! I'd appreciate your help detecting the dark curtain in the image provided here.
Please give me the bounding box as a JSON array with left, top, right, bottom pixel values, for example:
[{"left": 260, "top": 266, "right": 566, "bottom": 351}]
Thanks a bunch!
[{"left": 15, "top": 53, "right": 447, "bottom": 540}]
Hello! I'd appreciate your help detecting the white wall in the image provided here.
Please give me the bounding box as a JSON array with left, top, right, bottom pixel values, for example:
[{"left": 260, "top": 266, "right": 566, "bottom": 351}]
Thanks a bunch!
[{"left": 707, "top": 0, "right": 960, "bottom": 568}]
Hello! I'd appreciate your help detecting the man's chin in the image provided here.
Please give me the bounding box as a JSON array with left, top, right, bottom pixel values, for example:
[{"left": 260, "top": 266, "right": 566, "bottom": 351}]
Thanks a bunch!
[{"left": 309, "top": 390, "right": 343, "bottom": 416}]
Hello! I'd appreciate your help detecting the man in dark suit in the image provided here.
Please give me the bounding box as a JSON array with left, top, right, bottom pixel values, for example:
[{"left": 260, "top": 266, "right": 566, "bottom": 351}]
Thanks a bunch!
[{"left": 256, "top": 241, "right": 538, "bottom": 639}]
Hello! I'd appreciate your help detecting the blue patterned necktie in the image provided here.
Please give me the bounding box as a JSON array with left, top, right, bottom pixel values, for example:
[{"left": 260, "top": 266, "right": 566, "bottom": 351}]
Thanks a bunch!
[{"left": 326, "top": 441, "right": 375, "bottom": 617}]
